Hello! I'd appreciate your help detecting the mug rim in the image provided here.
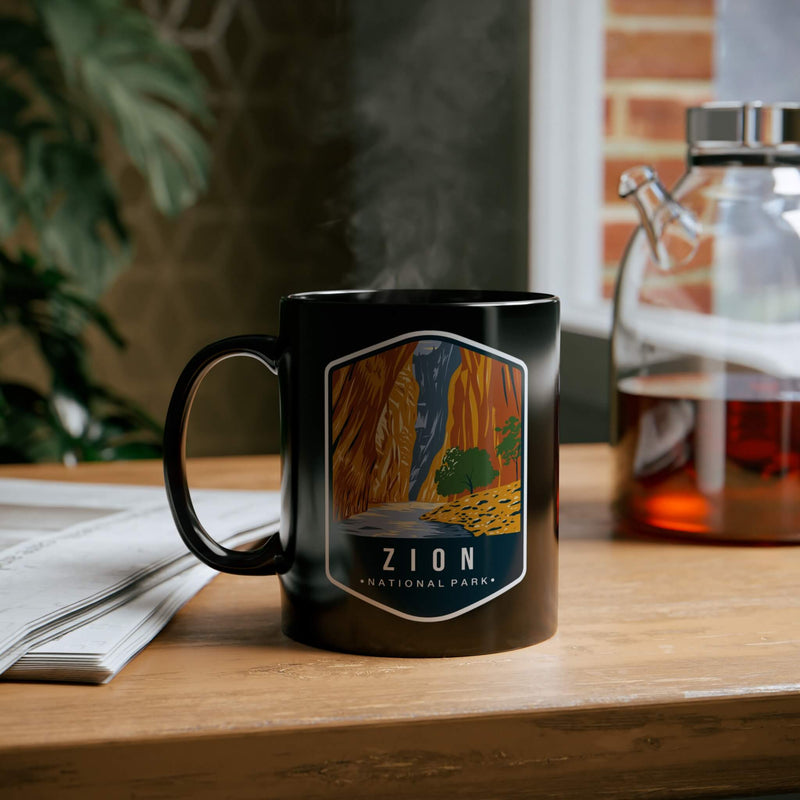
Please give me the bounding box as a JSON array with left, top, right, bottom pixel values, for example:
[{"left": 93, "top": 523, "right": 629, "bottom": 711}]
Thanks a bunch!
[{"left": 286, "top": 289, "right": 559, "bottom": 307}]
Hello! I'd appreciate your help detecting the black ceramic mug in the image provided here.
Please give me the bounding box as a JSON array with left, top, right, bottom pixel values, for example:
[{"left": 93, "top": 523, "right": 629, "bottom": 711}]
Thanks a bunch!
[{"left": 164, "top": 290, "right": 559, "bottom": 657}]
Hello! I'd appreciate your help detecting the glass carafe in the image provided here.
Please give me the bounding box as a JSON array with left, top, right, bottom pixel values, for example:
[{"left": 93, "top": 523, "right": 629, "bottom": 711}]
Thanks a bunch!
[{"left": 612, "top": 102, "right": 800, "bottom": 542}]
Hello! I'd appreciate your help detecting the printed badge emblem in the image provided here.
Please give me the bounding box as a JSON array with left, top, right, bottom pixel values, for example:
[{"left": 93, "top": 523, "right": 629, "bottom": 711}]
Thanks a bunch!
[{"left": 325, "top": 332, "right": 527, "bottom": 621}]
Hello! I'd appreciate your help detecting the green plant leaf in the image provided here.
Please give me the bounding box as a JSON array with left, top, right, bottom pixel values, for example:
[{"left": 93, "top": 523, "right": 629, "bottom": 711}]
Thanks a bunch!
[
  {"left": 107, "top": 96, "right": 209, "bottom": 214},
  {"left": 0, "top": 16, "right": 81, "bottom": 129},
  {"left": 0, "top": 18, "right": 50, "bottom": 67},
  {"left": 0, "top": 250, "right": 124, "bottom": 407},
  {"left": 0, "top": 83, "right": 28, "bottom": 133},
  {"left": 0, "top": 381, "right": 66, "bottom": 462},
  {"left": 22, "top": 135, "right": 129, "bottom": 296},
  {"left": 0, "top": 174, "right": 21, "bottom": 236},
  {"left": 37, "top": 0, "right": 211, "bottom": 217},
  {"left": 59, "top": 289, "right": 125, "bottom": 347},
  {"left": 32, "top": 1, "right": 96, "bottom": 83}
]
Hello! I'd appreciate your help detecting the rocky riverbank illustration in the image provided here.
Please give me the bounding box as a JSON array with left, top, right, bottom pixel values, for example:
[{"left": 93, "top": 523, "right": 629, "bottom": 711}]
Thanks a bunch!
[{"left": 329, "top": 335, "right": 524, "bottom": 540}]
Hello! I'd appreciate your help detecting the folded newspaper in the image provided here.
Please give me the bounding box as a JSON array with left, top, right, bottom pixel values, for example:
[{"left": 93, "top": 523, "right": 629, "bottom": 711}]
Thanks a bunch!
[{"left": 0, "top": 478, "right": 280, "bottom": 684}]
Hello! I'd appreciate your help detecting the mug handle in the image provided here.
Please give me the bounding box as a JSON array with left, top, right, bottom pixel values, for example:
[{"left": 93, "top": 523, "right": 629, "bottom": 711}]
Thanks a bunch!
[{"left": 163, "top": 335, "right": 286, "bottom": 576}]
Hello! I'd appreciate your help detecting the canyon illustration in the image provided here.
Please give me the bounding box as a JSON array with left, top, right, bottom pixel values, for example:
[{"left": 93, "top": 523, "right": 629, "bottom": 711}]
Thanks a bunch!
[{"left": 329, "top": 336, "right": 525, "bottom": 540}]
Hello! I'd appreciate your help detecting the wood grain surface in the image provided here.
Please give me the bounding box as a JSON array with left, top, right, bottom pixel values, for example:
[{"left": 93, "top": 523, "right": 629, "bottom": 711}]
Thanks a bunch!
[{"left": 1, "top": 445, "right": 799, "bottom": 799}]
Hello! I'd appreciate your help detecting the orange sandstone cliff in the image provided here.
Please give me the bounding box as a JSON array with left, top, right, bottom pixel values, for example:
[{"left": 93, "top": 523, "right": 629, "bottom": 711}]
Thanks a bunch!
[
  {"left": 417, "top": 352, "right": 523, "bottom": 501},
  {"left": 330, "top": 343, "right": 524, "bottom": 520},
  {"left": 330, "top": 343, "right": 417, "bottom": 520}
]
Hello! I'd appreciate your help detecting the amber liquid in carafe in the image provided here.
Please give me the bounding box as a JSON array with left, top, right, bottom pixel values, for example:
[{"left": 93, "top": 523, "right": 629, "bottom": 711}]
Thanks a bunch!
[{"left": 614, "top": 373, "right": 800, "bottom": 542}]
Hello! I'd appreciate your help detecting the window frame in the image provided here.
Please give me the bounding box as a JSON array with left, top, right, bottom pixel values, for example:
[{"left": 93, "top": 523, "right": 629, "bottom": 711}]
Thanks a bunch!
[{"left": 529, "top": 0, "right": 611, "bottom": 337}]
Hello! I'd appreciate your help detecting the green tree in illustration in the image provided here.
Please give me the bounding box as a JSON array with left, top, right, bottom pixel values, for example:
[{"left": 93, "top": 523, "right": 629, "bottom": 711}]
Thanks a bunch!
[
  {"left": 495, "top": 415, "right": 521, "bottom": 480},
  {"left": 434, "top": 447, "right": 499, "bottom": 497}
]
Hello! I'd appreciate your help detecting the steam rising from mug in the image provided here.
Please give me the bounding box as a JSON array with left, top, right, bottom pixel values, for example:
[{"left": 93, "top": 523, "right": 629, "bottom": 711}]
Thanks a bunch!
[{"left": 347, "top": 0, "right": 528, "bottom": 290}]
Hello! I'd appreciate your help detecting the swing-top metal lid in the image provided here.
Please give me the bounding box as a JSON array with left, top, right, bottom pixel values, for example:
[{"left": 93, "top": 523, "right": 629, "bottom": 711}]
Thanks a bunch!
[{"left": 687, "top": 102, "right": 800, "bottom": 152}]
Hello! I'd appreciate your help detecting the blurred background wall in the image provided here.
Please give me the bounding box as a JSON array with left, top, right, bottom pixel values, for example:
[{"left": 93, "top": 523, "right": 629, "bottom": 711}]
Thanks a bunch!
[
  {"left": 89, "top": 0, "right": 530, "bottom": 457},
  {"left": 11, "top": 0, "right": 770, "bottom": 456},
  {"left": 90, "top": 0, "right": 353, "bottom": 458}
]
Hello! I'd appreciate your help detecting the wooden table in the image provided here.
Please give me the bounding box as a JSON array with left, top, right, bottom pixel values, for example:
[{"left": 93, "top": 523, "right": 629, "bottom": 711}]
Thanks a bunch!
[{"left": 1, "top": 445, "right": 799, "bottom": 799}]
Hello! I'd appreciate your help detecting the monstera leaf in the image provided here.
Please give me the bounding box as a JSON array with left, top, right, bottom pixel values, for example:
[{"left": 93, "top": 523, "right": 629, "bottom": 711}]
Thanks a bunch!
[
  {"left": 0, "top": 0, "right": 210, "bottom": 296},
  {"left": 38, "top": 0, "right": 210, "bottom": 217},
  {"left": 23, "top": 135, "right": 131, "bottom": 298}
]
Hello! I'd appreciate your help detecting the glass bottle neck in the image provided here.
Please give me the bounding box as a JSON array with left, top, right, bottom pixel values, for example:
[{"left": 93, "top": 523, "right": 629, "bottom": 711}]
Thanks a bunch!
[{"left": 690, "top": 148, "right": 800, "bottom": 167}]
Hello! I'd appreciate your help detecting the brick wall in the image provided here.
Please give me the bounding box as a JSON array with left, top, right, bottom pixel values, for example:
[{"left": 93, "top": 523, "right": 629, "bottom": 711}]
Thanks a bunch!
[{"left": 602, "top": 0, "right": 715, "bottom": 298}]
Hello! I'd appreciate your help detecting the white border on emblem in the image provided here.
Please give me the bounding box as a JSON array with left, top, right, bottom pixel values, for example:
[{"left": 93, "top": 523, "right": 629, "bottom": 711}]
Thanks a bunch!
[{"left": 323, "top": 330, "right": 529, "bottom": 622}]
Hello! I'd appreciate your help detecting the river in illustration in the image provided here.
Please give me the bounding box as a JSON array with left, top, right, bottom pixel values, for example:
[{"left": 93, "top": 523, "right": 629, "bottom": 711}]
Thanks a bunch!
[{"left": 334, "top": 502, "right": 473, "bottom": 538}]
